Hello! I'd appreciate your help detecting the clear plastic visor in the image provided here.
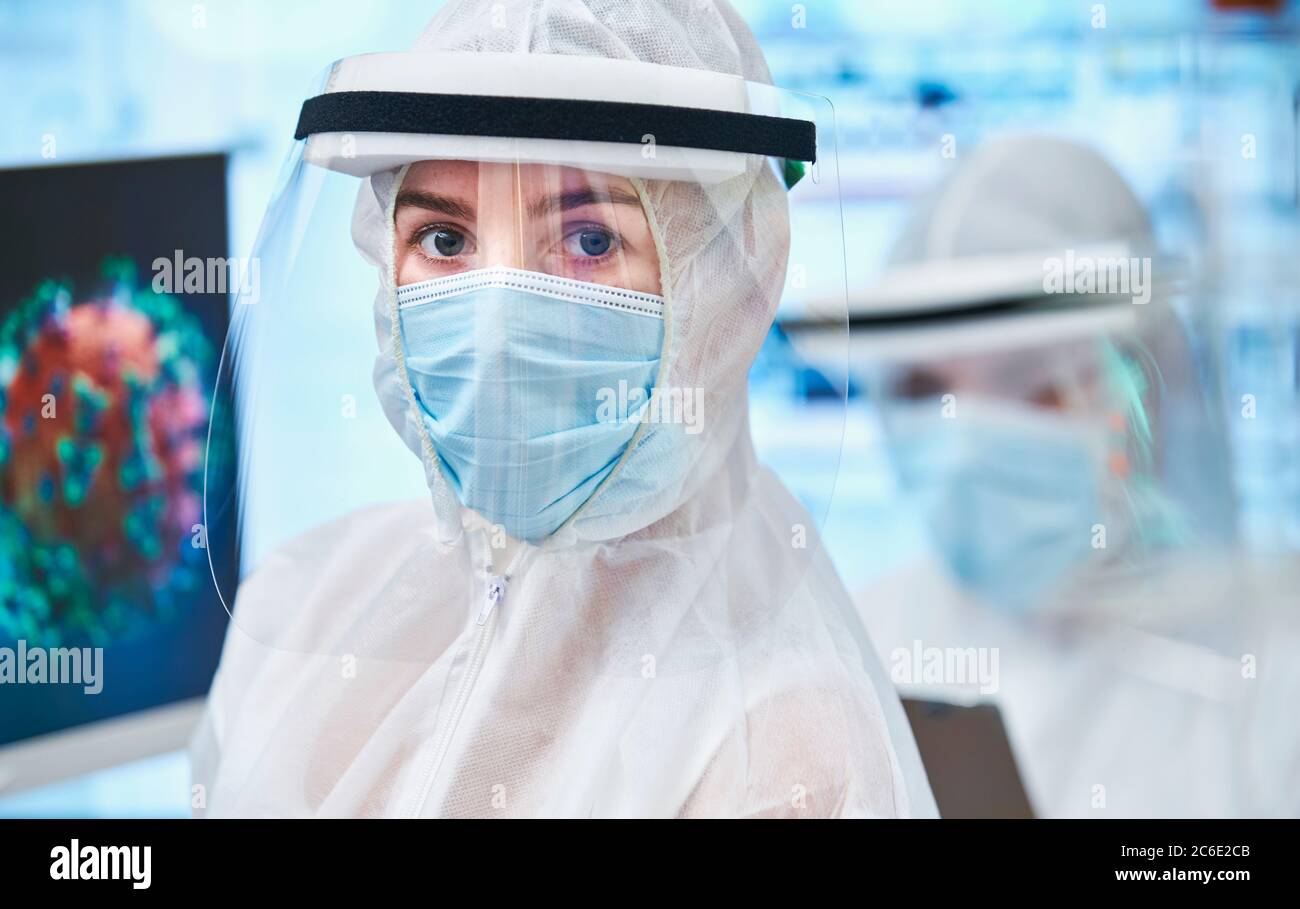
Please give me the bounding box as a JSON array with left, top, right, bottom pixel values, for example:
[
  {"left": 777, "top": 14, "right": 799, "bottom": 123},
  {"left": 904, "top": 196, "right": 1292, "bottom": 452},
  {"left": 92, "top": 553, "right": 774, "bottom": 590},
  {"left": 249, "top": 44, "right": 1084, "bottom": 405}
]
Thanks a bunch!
[{"left": 203, "top": 62, "right": 851, "bottom": 659}]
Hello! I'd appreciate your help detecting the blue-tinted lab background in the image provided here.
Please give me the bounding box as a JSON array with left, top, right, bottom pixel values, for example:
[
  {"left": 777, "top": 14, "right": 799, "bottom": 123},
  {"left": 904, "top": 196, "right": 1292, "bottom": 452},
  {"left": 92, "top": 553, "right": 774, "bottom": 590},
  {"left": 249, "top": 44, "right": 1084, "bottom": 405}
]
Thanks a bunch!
[{"left": 1, "top": 0, "right": 1297, "bottom": 816}]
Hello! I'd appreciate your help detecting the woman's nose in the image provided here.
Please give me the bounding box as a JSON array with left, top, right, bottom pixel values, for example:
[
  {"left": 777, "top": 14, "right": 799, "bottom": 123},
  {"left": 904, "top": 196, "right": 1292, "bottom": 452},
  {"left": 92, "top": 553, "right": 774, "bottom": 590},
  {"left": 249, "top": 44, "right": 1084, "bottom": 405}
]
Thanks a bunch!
[
  {"left": 475, "top": 232, "right": 527, "bottom": 271},
  {"left": 474, "top": 164, "right": 528, "bottom": 270}
]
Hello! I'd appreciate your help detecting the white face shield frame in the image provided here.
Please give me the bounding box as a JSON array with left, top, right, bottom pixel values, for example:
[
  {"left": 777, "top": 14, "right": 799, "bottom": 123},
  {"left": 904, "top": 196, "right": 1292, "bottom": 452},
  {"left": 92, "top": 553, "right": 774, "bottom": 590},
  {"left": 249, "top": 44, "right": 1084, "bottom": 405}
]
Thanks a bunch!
[{"left": 297, "top": 51, "right": 816, "bottom": 183}]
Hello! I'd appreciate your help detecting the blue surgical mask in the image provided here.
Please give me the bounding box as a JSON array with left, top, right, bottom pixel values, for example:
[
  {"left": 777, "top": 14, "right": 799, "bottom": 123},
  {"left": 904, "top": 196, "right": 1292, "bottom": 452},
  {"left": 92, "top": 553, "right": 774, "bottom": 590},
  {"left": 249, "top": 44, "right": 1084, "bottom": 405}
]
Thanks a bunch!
[
  {"left": 396, "top": 266, "right": 665, "bottom": 544},
  {"left": 887, "top": 399, "right": 1104, "bottom": 614}
]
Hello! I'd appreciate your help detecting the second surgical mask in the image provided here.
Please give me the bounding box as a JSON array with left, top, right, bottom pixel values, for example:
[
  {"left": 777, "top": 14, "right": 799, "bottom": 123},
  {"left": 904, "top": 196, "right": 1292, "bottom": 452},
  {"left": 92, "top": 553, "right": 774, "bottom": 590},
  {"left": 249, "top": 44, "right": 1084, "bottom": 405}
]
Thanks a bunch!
[{"left": 888, "top": 397, "right": 1106, "bottom": 614}]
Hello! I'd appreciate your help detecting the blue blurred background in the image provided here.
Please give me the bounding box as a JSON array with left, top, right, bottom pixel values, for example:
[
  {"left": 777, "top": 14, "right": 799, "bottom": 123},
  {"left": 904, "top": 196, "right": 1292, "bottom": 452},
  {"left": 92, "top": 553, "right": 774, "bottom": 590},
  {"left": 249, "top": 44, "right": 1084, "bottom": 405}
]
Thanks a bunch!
[{"left": 1, "top": 0, "right": 1297, "bottom": 816}]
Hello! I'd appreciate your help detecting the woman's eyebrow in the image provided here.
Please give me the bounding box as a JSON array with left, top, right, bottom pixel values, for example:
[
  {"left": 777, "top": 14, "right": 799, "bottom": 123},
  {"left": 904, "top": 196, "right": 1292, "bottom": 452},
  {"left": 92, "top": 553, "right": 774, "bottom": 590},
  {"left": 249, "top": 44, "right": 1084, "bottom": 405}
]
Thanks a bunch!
[
  {"left": 394, "top": 189, "right": 476, "bottom": 221},
  {"left": 527, "top": 187, "right": 641, "bottom": 219}
]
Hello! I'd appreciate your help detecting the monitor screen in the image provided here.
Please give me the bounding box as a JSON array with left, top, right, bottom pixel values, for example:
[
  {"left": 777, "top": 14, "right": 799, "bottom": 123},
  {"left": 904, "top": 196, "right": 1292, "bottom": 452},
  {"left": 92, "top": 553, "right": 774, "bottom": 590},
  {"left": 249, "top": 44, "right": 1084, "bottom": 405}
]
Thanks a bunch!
[{"left": 0, "top": 154, "right": 236, "bottom": 748}]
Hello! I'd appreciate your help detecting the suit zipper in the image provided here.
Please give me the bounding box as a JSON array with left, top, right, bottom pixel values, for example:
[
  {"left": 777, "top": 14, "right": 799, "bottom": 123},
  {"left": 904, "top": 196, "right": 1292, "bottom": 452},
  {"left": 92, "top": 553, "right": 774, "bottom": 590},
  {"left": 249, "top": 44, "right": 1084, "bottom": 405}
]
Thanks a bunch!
[{"left": 405, "top": 572, "right": 507, "bottom": 817}]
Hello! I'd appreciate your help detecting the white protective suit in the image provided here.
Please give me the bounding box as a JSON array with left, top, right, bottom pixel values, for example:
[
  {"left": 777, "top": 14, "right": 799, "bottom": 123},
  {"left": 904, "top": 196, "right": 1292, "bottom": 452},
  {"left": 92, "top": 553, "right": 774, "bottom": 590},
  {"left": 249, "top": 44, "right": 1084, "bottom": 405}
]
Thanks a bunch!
[
  {"left": 864, "top": 549, "right": 1300, "bottom": 817},
  {"left": 191, "top": 0, "right": 937, "bottom": 819}
]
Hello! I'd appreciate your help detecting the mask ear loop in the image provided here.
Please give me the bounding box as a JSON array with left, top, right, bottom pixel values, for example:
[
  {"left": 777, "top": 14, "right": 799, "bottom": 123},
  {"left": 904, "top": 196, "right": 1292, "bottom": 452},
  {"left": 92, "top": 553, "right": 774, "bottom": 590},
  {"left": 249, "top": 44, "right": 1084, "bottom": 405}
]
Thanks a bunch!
[
  {"left": 383, "top": 161, "right": 465, "bottom": 550},
  {"left": 545, "top": 173, "right": 675, "bottom": 546}
]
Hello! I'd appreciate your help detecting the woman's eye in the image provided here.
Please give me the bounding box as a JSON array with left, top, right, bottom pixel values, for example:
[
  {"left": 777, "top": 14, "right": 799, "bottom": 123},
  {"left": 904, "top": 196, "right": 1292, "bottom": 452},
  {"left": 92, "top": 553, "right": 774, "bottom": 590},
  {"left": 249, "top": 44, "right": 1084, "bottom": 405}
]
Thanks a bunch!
[
  {"left": 563, "top": 227, "right": 615, "bottom": 258},
  {"left": 419, "top": 227, "right": 468, "bottom": 258}
]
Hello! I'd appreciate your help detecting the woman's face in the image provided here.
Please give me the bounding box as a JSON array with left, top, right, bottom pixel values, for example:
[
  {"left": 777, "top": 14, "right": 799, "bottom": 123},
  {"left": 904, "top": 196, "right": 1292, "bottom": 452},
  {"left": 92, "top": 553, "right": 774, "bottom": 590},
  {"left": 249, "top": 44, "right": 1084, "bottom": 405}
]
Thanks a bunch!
[{"left": 393, "top": 160, "right": 661, "bottom": 295}]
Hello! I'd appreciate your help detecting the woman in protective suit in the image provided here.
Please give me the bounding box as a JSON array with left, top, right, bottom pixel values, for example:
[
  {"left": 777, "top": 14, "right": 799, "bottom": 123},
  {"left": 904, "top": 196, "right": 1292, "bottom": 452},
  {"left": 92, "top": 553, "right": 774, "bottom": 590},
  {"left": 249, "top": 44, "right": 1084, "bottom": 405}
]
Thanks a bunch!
[
  {"left": 191, "top": 0, "right": 936, "bottom": 818},
  {"left": 851, "top": 134, "right": 1300, "bottom": 818}
]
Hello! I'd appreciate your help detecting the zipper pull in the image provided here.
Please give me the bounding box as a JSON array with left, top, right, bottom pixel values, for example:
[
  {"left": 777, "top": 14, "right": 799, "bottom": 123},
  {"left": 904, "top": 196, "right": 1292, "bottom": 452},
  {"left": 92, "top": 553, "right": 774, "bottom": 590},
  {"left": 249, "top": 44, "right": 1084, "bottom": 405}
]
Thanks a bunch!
[{"left": 477, "top": 573, "right": 507, "bottom": 625}]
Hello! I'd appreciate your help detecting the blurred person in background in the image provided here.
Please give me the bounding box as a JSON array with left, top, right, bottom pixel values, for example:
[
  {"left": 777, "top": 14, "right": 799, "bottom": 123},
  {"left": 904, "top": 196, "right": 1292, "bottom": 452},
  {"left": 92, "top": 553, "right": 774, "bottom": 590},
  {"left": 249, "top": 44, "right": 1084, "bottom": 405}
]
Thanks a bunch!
[{"left": 853, "top": 134, "right": 1300, "bottom": 817}]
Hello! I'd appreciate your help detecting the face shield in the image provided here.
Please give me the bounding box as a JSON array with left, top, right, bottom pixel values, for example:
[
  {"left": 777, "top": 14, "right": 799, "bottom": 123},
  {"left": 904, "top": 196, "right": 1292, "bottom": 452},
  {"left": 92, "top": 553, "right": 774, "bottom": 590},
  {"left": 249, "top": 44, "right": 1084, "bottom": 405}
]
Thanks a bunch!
[
  {"left": 858, "top": 290, "right": 1239, "bottom": 618},
  {"left": 780, "top": 133, "right": 1237, "bottom": 625},
  {"left": 852, "top": 284, "right": 1267, "bottom": 817},
  {"left": 204, "top": 50, "right": 850, "bottom": 654}
]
